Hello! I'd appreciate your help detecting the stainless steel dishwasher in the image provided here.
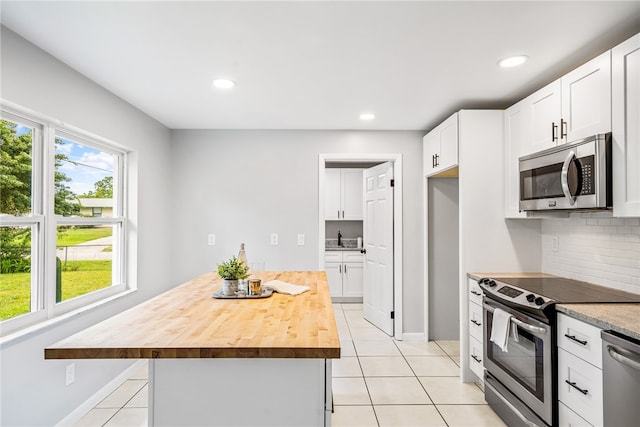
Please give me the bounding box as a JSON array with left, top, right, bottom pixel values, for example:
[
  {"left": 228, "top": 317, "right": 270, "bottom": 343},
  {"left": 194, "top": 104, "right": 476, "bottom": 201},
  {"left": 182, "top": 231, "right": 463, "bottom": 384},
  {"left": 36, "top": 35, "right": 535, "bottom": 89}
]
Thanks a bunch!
[{"left": 601, "top": 330, "right": 640, "bottom": 426}]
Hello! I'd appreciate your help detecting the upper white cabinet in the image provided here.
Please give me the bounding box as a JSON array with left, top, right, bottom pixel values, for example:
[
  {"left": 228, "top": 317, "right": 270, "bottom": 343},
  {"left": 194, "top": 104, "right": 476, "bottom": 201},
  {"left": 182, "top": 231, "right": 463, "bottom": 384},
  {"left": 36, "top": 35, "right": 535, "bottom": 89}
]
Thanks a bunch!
[
  {"left": 518, "top": 51, "right": 612, "bottom": 158},
  {"left": 612, "top": 33, "right": 640, "bottom": 217},
  {"left": 504, "top": 50, "right": 613, "bottom": 218},
  {"left": 561, "top": 51, "right": 612, "bottom": 142},
  {"left": 325, "top": 168, "right": 363, "bottom": 220},
  {"left": 423, "top": 112, "right": 459, "bottom": 177}
]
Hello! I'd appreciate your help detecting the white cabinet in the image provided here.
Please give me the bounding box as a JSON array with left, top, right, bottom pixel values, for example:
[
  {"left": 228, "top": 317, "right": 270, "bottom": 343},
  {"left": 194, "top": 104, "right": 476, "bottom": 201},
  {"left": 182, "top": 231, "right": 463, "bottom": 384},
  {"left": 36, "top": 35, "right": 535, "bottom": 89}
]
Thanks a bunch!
[
  {"left": 557, "top": 313, "right": 603, "bottom": 427},
  {"left": 504, "top": 51, "right": 612, "bottom": 218},
  {"left": 325, "top": 169, "right": 363, "bottom": 220},
  {"left": 324, "top": 251, "right": 363, "bottom": 298},
  {"left": 467, "top": 277, "right": 484, "bottom": 382},
  {"left": 612, "top": 33, "right": 640, "bottom": 217},
  {"left": 561, "top": 51, "right": 611, "bottom": 143},
  {"left": 423, "top": 112, "right": 458, "bottom": 177}
]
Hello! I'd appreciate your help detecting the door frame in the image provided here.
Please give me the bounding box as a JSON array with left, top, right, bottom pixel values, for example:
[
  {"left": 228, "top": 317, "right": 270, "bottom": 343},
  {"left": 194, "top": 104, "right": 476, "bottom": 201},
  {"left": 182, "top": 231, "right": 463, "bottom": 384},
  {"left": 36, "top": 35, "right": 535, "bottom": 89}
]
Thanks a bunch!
[{"left": 318, "top": 153, "right": 403, "bottom": 340}]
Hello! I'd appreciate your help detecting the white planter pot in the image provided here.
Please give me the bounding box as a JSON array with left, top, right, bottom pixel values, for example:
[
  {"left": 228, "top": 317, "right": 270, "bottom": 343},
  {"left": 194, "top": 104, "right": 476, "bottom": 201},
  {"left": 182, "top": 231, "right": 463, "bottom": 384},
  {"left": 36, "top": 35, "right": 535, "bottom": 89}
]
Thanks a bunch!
[{"left": 222, "top": 279, "right": 238, "bottom": 296}]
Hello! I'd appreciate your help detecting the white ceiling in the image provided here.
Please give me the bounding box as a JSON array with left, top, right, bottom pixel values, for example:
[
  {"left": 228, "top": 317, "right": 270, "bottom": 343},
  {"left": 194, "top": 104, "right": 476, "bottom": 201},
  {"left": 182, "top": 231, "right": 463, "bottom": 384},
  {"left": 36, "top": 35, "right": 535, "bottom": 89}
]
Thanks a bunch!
[{"left": 1, "top": 1, "right": 639, "bottom": 131}]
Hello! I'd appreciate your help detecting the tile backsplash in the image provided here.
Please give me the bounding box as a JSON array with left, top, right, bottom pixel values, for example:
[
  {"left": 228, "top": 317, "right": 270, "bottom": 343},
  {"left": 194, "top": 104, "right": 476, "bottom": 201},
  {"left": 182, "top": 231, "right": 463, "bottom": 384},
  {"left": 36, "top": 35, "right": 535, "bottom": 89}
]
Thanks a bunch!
[{"left": 542, "top": 212, "right": 640, "bottom": 294}]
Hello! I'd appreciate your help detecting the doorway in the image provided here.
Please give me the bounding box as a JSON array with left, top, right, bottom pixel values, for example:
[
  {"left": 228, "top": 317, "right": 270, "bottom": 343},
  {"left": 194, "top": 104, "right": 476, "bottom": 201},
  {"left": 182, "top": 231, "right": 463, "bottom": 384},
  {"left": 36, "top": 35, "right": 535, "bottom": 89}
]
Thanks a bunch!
[{"left": 318, "top": 153, "right": 403, "bottom": 340}]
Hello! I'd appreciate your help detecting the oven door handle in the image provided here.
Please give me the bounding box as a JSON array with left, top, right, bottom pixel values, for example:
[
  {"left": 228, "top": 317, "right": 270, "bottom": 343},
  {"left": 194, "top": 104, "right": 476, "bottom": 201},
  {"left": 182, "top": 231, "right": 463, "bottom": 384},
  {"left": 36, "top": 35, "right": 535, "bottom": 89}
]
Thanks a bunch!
[
  {"left": 561, "top": 150, "right": 577, "bottom": 205},
  {"left": 484, "top": 303, "right": 547, "bottom": 335}
]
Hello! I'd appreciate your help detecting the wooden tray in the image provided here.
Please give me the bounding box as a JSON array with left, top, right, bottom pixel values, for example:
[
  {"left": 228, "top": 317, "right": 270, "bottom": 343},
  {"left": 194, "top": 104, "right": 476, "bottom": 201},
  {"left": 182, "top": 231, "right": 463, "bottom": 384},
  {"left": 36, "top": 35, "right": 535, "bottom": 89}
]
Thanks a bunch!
[{"left": 212, "top": 288, "right": 274, "bottom": 299}]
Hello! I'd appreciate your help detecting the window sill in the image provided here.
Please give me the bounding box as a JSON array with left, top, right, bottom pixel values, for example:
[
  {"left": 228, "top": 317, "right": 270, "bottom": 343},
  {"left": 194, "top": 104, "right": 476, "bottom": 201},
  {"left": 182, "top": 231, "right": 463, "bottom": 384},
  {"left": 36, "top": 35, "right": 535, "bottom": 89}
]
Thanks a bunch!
[{"left": 0, "top": 288, "right": 137, "bottom": 348}]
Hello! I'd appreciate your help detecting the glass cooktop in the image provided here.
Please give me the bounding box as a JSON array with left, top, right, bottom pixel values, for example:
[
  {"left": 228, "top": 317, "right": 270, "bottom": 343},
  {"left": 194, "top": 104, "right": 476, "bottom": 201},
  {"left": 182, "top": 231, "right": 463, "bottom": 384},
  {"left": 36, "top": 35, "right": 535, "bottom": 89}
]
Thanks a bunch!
[{"left": 496, "top": 277, "right": 640, "bottom": 304}]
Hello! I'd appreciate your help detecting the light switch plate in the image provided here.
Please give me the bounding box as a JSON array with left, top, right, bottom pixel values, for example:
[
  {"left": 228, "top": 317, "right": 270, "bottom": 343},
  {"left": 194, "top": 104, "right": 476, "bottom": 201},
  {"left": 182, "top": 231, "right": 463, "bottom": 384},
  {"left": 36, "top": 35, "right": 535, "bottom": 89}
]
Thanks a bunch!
[
  {"left": 297, "top": 234, "right": 305, "bottom": 246},
  {"left": 65, "top": 363, "right": 75, "bottom": 386},
  {"left": 270, "top": 233, "right": 279, "bottom": 245},
  {"left": 551, "top": 235, "right": 559, "bottom": 252}
]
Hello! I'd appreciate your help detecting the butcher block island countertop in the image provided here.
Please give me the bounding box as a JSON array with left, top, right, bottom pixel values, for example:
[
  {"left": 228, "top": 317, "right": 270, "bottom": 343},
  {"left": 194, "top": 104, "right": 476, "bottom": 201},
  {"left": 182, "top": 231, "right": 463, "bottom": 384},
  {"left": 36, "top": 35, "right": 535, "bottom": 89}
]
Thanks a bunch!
[{"left": 45, "top": 271, "right": 340, "bottom": 360}]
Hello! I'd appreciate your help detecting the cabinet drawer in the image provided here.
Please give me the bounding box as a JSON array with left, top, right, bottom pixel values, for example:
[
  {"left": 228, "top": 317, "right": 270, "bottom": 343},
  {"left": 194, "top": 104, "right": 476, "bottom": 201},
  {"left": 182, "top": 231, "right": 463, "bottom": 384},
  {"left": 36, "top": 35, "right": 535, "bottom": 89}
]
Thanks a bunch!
[
  {"left": 342, "top": 251, "right": 363, "bottom": 263},
  {"left": 558, "top": 401, "right": 594, "bottom": 427},
  {"left": 557, "top": 313, "right": 603, "bottom": 368},
  {"left": 324, "top": 252, "right": 342, "bottom": 263},
  {"left": 468, "top": 301, "right": 483, "bottom": 342},
  {"left": 469, "top": 336, "right": 484, "bottom": 381},
  {"left": 468, "top": 278, "right": 483, "bottom": 306},
  {"left": 558, "top": 348, "right": 603, "bottom": 427}
]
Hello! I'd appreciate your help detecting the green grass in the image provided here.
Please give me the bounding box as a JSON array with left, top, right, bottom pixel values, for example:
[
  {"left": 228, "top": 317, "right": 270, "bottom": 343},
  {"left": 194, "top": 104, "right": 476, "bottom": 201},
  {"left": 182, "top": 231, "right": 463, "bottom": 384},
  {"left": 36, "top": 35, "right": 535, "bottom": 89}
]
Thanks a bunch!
[
  {"left": 57, "top": 227, "right": 112, "bottom": 246},
  {"left": 0, "top": 260, "right": 112, "bottom": 321}
]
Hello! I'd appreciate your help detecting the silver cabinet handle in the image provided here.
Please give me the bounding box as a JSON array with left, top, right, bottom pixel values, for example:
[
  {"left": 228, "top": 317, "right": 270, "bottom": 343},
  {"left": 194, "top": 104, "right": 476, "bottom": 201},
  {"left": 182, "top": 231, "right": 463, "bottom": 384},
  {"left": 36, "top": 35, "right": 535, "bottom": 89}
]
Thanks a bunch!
[
  {"left": 608, "top": 345, "right": 640, "bottom": 372},
  {"left": 470, "top": 290, "right": 482, "bottom": 296},
  {"left": 339, "top": 265, "right": 341, "bottom": 273},
  {"left": 344, "top": 264, "right": 347, "bottom": 273},
  {"left": 470, "top": 320, "right": 482, "bottom": 326},
  {"left": 561, "top": 150, "right": 577, "bottom": 205},
  {"left": 564, "top": 334, "right": 587, "bottom": 346}
]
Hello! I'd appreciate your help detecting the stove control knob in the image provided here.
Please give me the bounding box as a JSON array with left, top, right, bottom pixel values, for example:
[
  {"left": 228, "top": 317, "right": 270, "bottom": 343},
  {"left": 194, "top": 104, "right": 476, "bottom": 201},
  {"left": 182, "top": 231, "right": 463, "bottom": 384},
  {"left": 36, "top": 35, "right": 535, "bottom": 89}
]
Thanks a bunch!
[
  {"left": 534, "top": 297, "right": 545, "bottom": 306},
  {"left": 526, "top": 294, "right": 535, "bottom": 303},
  {"left": 488, "top": 280, "right": 497, "bottom": 287},
  {"left": 478, "top": 278, "right": 487, "bottom": 284}
]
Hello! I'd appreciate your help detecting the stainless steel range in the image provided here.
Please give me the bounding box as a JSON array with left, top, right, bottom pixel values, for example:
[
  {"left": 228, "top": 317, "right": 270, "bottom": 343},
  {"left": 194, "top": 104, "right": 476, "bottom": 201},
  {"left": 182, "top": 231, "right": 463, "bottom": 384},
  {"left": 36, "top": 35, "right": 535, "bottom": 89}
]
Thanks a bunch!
[{"left": 477, "top": 276, "right": 640, "bottom": 427}]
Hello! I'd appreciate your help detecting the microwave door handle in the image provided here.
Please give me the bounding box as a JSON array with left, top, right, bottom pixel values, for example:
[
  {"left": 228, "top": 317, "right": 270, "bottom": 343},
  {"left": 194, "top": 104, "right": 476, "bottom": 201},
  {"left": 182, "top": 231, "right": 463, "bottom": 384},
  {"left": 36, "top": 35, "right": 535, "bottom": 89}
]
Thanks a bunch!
[{"left": 561, "top": 150, "right": 577, "bottom": 205}]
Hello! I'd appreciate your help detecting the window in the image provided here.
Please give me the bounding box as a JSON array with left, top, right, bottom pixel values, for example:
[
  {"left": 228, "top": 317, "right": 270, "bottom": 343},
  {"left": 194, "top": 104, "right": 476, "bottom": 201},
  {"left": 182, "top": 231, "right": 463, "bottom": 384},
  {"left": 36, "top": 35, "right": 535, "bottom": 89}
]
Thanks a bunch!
[{"left": 0, "top": 107, "right": 128, "bottom": 334}]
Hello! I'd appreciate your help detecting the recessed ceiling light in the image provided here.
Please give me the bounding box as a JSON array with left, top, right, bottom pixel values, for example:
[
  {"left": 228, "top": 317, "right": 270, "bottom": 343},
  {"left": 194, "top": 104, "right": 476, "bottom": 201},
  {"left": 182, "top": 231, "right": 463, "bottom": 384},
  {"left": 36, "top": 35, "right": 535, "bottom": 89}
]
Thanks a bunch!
[
  {"left": 359, "top": 113, "right": 375, "bottom": 121},
  {"left": 498, "top": 55, "right": 528, "bottom": 68},
  {"left": 212, "top": 78, "right": 236, "bottom": 89}
]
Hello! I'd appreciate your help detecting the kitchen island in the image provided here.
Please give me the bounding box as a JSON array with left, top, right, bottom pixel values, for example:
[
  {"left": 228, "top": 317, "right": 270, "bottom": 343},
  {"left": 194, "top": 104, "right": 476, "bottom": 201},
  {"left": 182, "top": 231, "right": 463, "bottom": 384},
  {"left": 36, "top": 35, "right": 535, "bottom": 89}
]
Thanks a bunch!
[{"left": 45, "top": 271, "right": 340, "bottom": 426}]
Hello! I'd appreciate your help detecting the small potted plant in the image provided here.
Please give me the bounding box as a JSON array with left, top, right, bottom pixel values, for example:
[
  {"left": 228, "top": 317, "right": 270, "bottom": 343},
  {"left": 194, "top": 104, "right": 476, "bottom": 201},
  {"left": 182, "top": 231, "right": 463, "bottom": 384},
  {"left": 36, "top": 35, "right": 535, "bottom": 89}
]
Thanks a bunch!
[{"left": 217, "top": 256, "right": 250, "bottom": 296}]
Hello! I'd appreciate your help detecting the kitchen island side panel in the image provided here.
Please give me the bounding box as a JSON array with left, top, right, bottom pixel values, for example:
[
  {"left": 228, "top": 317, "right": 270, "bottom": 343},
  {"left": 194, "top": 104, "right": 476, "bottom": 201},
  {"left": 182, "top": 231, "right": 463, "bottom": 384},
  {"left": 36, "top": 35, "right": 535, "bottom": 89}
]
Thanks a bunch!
[{"left": 150, "top": 358, "right": 328, "bottom": 427}]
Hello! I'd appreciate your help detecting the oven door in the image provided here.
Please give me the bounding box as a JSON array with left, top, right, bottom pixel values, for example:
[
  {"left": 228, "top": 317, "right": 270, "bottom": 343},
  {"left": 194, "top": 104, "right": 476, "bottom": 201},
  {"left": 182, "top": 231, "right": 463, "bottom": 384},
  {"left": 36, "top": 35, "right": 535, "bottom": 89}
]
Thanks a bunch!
[{"left": 483, "top": 298, "right": 553, "bottom": 426}]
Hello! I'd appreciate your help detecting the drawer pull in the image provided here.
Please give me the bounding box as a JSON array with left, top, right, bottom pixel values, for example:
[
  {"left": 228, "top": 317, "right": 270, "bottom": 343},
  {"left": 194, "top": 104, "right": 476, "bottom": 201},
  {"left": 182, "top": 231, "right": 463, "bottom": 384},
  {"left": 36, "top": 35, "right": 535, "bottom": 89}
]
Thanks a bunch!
[
  {"left": 471, "top": 354, "right": 482, "bottom": 363},
  {"left": 565, "top": 380, "right": 588, "bottom": 395},
  {"left": 470, "top": 290, "right": 482, "bottom": 296},
  {"left": 564, "top": 334, "right": 588, "bottom": 346},
  {"left": 470, "top": 320, "right": 482, "bottom": 326}
]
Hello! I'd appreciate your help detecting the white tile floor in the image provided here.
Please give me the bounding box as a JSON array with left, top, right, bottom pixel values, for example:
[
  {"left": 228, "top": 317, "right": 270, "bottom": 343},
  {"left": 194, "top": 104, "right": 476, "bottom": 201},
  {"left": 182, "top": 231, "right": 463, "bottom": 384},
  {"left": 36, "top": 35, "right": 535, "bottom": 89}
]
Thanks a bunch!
[{"left": 74, "top": 303, "right": 507, "bottom": 427}]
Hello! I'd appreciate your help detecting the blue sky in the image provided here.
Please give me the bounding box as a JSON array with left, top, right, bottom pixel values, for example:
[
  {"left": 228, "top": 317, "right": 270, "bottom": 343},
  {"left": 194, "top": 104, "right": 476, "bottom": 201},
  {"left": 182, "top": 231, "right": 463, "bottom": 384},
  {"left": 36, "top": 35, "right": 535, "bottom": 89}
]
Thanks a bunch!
[
  {"left": 56, "top": 137, "right": 113, "bottom": 196},
  {"left": 14, "top": 124, "right": 113, "bottom": 196}
]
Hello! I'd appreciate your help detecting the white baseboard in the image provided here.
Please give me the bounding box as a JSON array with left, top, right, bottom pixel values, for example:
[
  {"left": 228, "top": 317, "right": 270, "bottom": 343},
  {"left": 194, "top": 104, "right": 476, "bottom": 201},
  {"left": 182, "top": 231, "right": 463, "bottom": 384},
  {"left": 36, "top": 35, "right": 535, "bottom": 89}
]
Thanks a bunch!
[
  {"left": 401, "top": 332, "right": 426, "bottom": 341},
  {"left": 55, "top": 360, "right": 146, "bottom": 427}
]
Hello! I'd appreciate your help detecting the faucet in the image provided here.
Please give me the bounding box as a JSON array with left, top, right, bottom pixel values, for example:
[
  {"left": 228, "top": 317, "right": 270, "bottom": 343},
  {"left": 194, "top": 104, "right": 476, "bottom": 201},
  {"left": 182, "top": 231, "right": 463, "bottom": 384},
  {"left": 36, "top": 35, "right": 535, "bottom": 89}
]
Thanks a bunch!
[{"left": 338, "top": 230, "right": 342, "bottom": 247}]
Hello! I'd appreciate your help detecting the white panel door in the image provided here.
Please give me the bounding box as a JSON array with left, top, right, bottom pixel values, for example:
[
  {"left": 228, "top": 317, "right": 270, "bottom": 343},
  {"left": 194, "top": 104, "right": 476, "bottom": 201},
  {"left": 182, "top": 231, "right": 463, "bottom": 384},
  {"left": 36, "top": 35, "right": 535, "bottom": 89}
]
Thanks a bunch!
[
  {"left": 363, "top": 162, "right": 394, "bottom": 335},
  {"left": 504, "top": 99, "right": 530, "bottom": 218}
]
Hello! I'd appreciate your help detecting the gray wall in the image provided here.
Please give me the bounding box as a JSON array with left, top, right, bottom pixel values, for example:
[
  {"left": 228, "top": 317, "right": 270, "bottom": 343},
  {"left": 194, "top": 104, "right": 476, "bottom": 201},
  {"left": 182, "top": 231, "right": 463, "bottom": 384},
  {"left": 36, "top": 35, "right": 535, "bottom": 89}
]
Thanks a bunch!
[
  {"left": 428, "top": 178, "right": 459, "bottom": 339},
  {"left": 169, "top": 129, "right": 425, "bottom": 333},
  {"left": 0, "top": 27, "right": 173, "bottom": 426}
]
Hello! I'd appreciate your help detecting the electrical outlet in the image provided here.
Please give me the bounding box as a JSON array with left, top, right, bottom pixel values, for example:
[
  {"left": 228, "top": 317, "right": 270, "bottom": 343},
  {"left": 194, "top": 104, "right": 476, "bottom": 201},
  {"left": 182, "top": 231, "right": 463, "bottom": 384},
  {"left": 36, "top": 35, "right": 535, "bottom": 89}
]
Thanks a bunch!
[
  {"left": 297, "top": 234, "right": 305, "bottom": 246},
  {"left": 270, "top": 233, "right": 279, "bottom": 245},
  {"left": 207, "top": 234, "right": 216, "bottom": 246},
  {"left": 551, "top": 235, "right": 559, "bottom": 252},
  {"left": 65, "top": 363, "right": 75, "bottom": 386}
]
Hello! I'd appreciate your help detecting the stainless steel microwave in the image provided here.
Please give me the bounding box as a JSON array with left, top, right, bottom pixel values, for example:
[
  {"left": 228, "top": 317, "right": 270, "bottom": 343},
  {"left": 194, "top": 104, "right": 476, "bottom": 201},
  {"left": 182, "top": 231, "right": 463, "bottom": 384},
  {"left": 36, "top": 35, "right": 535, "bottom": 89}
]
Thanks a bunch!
[{"left": 519, "top": 133, "right": 612, "bottom": 212}]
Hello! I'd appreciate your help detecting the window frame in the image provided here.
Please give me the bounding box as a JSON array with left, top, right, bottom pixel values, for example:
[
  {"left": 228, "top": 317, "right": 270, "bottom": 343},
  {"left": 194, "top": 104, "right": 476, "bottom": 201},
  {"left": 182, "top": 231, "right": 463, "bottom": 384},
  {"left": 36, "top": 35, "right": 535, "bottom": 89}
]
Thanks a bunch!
[{"left": 1, "top": 105, "right": 130, "bottom": 335}]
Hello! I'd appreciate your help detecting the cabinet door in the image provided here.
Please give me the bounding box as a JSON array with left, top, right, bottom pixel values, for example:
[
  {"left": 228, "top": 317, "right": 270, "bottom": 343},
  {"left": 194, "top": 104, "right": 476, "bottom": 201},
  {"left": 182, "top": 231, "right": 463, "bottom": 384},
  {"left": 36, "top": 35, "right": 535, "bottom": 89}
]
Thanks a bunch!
[
  {"left": 562, "top": 51, "right": 611, "bottom": 142},
  {"left": 325, "top": 169, "right": 341, "bottom": 220},
  {"left": 423, "top": 131, "right": 439, "bottom": 177},
  {"left": 528, "top": 80, "right": 562, "bottom": 155},
  {"left": 324, "top": 262, "right": 343, "bottom": 297},
  {"left": 341, "top": 169, "right": 363, "bottom": 220},
  {"left": 437, "top": 112, "right": 459, "bottom": 173},
  {"left": 504, "top": 99, "right": 530, "bottom": 218},
  {"left": 342, "top": 262, "right": 363, "bottom": 297},
  {"left": 612, "top": 33, "right": 640, "bottom": 217}
]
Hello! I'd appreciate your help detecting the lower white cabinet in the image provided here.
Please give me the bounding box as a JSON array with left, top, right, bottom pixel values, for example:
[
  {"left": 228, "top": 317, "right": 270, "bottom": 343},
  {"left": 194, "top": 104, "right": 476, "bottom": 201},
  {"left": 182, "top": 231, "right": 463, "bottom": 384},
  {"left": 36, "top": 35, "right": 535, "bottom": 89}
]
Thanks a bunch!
[
  {"left": 325, "top": 251, "right": 363, "bottom": 298},
  {"left": 557, "top": 313, "right": 603, "bottom": 427},
  {"left": 467, "top": 278, "right": 484, "bottom": 382}
]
